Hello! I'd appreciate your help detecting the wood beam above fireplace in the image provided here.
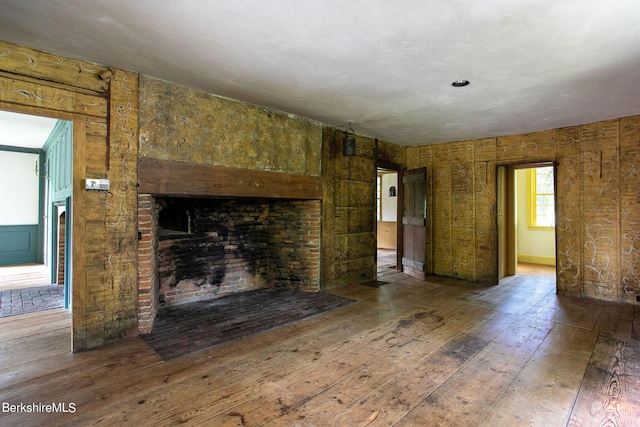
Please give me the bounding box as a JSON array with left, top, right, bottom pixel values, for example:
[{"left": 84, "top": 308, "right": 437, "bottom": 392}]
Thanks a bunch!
[{"left": 137, "top": 158, "right": 322, "bottom": 199}]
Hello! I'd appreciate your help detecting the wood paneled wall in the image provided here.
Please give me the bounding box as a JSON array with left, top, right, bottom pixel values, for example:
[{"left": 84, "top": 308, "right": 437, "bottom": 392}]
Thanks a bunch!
[
  {"left": 138, "top": 76, "right": 322, "bottom": 176},
  {"left": 407, "top": 119, "right": 640, "bottom": 306},
  {"left": 0, "top": 37, "right": 403, "bottom": 349},
  {"left": 0, "top": 40, "right": 139, "bottom": 350},
  {"left": 4, "top": 36, "right": 634, "bottom": 352},
  {"left": 321, "top": 128, "right": 376, "bottom": 286},
  {"left": 320, "top": 129, "right": 404, "bottom": 287},
  {"left": 137, "top": 78, "right": 405, "bottom": 289}
]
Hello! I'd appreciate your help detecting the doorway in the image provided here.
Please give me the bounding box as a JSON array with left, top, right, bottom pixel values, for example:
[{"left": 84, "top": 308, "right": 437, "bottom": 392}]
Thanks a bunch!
[
  {"left": 376, "top": 168, "right": 399, "bottom": 278},
  {"left": 497, "top": 163, "right": 557, "bottom": 280},
  {"left": 0, "top": 111, "right": 71, "bottom": 317}
]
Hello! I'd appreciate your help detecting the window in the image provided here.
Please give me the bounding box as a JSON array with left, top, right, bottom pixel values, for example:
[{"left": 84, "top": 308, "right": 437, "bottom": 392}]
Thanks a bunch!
[{"left": 528, "top": 166, "right": 555, "bottom": 228}]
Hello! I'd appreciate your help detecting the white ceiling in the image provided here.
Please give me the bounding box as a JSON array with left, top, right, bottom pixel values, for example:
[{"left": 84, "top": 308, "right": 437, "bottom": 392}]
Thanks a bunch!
[
  {"left": 1, "top": 1, "right": 639, "bottom": 146},
  {"left": 0, "top": 111, "right": 58, "bottom": 149}
]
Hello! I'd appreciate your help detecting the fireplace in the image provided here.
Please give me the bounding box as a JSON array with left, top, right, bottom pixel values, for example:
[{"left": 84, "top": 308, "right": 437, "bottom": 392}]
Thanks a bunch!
[
  {"left": 135, "top": 158, "right": 324, "bottom": 333},
  {"left": 137, "top": 194, "right": 321, "bottom": 333}
]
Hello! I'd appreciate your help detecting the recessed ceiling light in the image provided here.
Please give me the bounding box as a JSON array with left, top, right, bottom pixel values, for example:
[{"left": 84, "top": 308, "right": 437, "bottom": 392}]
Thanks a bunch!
[
  {"left": 396, "top": 41, "right": 412, "bottom": 49},
  {"left": 452, "top": 80, "right": 470, "bottom": 87}
]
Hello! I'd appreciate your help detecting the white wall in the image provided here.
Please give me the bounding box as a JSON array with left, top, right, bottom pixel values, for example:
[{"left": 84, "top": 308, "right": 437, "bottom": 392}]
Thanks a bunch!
[
  {"left": 515, "top": 168, "right": 555, "bottom": 265},
  {"left": 0, "top": 151, "right": 40, "bottom": 225},
  {"left": 381, "top": 173, "right": 397, "bottom": 222}
]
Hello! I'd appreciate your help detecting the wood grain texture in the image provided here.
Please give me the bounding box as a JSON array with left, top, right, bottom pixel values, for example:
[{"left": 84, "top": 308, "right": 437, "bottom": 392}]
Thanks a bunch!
[
  {"left": 410, "top": 115, "right": 640, "bottom": 307},
  {"left": 569, "top": 335, "right": 640, "bottom": 427},
  {"left": 138, "top": 76, "right": 322, "bottom": 177},
  {"left": 321, "top": 127, "right": 377, "bottom": 288},
  {"left": 0, "top": 75, "right": 107, "bottom": 117},
  {"left": 0, "top": 40, "right": 109, "bottom": 93},
  {"left": 137, "top": 157, "right": 323, "bottom": 200},
  {"left": 1, "top": 269, "right": 638, "bottom": 426},
  {"left": 0, "top": 40, "right": 140, "bottom": 351}
]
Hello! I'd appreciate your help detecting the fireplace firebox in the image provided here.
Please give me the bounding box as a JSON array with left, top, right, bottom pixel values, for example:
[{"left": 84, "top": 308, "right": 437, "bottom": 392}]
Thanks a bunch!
[{"left": 137, "top": 195, "right": 321, "bottom": 333}]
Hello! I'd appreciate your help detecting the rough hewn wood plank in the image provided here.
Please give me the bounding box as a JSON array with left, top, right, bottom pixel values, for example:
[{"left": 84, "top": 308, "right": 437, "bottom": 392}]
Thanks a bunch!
[
  {"left": 71, "top": 117, "right": 88, "bottom": 351},
  {"left": 9, "top": 285, "right": 389, "bottom": 426},
  {"left": 634, "top": 306, "right": 640, "bottom": 340},
  {"left": 196, "top": 303, "right": 490, "bottom": 427},
  {"left": 138, "top": 76, "right": 322, "bottom": 176},
  {"left": 138, "top": 157, "right": 323, "bottom": 200},
  {"left": 397, "top": 312, "right": 558, "bottom": 426},
  {"left": 0, "top": 75, "right": 107, "bottom": 117},
  {"left": 0, "top": 40, "right": 109, "bottom": 93},
  {"left": 325, "top": 309, "right": 518, "bottom": 426},
  {"left": 2, "top": 271, "right": 638, "bottom": 427},
  {"left": 568, "top": 335, "right": 640, "bottom": 427},
  {"left": 480, "top": 324, "right": 598, "bottom": 426}
]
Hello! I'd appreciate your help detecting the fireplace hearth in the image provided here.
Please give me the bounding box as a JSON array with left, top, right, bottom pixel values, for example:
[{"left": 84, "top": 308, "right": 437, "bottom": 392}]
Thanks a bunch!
[{"left": 137, "top": 194, "right": 321, "bottom": 333}]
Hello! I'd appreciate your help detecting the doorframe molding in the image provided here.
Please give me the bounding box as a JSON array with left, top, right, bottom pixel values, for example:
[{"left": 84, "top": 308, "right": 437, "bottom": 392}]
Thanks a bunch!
[
  {"left": 375, "top": 157, "right": 404, "bottom": 275},
  {"left": 496, "top": 160, "right": 557, "bottom": 280}
]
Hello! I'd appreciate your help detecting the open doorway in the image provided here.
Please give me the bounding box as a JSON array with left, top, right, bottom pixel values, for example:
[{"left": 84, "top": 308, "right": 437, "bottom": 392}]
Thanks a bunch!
[
  {"left": 497, "top": 163, "right": 557, "bottom": 280},
  {"left": 0, "top": 111, "right": 72, "bottom": 317},
  {"left": 376, "top": 168, "right": 399, "bottom": 278}
]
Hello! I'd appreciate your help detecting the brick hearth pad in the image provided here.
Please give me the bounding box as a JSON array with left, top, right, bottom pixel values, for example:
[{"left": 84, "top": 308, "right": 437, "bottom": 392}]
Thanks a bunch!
[
  {"left": 141, "top": 288, "right": 355, "bottom": 360},
  {"left": 0, "top": 285, "right": 64, "bottom": 317}
]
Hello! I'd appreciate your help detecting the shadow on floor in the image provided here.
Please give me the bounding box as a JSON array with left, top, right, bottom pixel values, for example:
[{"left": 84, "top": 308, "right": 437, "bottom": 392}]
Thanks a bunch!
[{"left": 141, "top": 287, "right": 355, "bottom": 360}]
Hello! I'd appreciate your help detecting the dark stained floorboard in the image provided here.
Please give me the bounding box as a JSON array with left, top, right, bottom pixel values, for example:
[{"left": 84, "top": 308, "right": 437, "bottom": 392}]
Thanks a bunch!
[{"left": 141, "top": 288, "right": 355, "bottom": 360}]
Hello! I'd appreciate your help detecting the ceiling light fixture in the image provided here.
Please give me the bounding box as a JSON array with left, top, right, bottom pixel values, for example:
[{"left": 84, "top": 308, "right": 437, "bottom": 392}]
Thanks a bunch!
[
  {"left": 342, "top": 121, "right": 356, "bottom": 156},
  {"left": 452, "top": 80, "right": 470, "bottom": 87}
]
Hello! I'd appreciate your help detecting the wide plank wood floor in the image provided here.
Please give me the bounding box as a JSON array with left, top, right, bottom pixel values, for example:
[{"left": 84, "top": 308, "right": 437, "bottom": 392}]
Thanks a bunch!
[
  {"left": 0, "top": 265, "right": 51, "bottom": 291},
  {"left": 0, "top": 267, "right": 639, "bottom": 426}
]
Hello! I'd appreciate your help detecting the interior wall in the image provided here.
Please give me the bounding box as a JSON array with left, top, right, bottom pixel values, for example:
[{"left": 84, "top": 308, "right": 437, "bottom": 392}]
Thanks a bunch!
[
  {"left": 138, "top": 74, "right": 405, "bottom": 291},
  {"left": 0, "top": 39, "right": 407, "bottom": 348},
  {"left": 0, "top": 39, "right": 140, "bottom": 350},
  {"left": 515, "top": 169, "right": 555, "bottom": 265},
  {"left": 0, "top": 150, "right": 39, "bottom": 224},
  {"left": 321, "top": 128, "right": 376, "bottom": 286},
  {"left": 138, "top": 76, "right": 322, "bottom": 176},
  {"left": 321, "top": 131, "right": 404, "bottom": 287},
  {"left": 11, "top": 36, "right": 637, "bottom": 345},
  {"left": 377, "top": 222, "right": 397, "bottom": 250},
  {"left": 407, "top": 118, "right": 640, "bottom": 306},
  {"left": 377, "top": 172, "right": 398, "bottom": 250},
  {"left": 381, "top": 173, "right": 398, "bottom": 222}
]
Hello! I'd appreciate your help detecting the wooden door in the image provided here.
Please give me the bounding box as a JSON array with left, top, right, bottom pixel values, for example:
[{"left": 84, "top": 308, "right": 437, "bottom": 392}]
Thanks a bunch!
[{"left": 402, "top": 168, "right": 426, "bottom": 280}]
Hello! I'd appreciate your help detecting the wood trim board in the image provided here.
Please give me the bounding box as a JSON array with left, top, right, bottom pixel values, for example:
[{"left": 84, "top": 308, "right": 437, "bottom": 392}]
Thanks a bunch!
[{"left": 138, "top": 158, "right": 323, "bottom": 200}]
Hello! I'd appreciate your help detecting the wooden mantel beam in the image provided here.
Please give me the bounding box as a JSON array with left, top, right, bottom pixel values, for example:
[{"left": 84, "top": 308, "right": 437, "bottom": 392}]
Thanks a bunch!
[{"left": 137, "top": 157, "right": 322, "bottom": 200}]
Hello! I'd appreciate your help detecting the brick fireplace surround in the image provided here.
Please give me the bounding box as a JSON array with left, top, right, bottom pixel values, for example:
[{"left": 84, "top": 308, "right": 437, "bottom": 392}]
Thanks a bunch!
[{"left": 137, "top": 194, "right": 321, "bottom": 333}]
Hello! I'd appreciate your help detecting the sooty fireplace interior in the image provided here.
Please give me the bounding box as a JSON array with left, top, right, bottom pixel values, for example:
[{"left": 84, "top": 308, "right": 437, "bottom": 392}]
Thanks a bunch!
[{"left": 137, "top": 194, "right": 321, "bottom": 333}]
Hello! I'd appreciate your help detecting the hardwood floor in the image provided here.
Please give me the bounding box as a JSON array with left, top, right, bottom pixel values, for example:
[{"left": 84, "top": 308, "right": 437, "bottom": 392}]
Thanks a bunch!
[
  {"left": 377, "top": 248, "right": 397, "bottom": 271},
  {"left": 516, "top": 262, "right": 556, "bottom": 277},
  {"left": 0, "top": 265, "right": 51, "bottom": 291},
  {"left": 0, "top": 268, "right": 639, "bottom": 426}
]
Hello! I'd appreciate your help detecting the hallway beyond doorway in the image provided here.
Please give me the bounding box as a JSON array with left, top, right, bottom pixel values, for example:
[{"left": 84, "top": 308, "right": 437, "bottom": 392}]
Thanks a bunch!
[
  {"left": 516, "top": 262, "right": 556, "bottom": 278},
  {"left": 377, "top": 248, "right": 396, "bottom": 269},
  {"left": 0, "top": 264, "right": 63, "bottom": 317},
  {"left": 0, "top": 264, "right": 50, "bottom": 291}
]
